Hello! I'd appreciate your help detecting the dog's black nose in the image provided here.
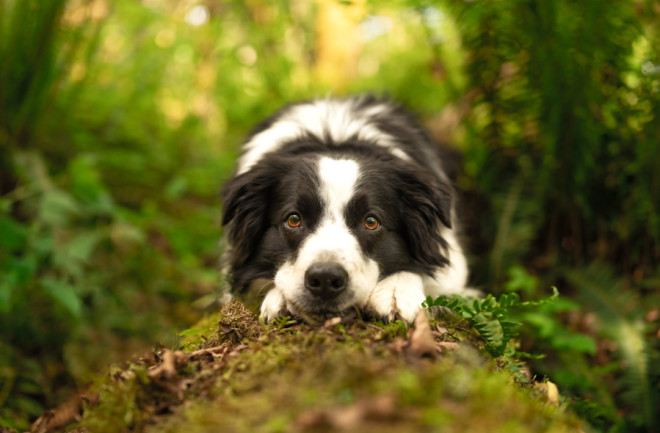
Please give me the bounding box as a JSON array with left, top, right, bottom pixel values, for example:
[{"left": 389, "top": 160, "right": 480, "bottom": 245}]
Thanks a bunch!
[{"left": 305, "top": 262, "right": 348, "bottom": 300}]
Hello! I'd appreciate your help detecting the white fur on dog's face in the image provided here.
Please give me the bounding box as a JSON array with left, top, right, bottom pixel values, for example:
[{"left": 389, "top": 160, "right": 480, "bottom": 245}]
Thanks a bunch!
[{"left": 272, "top": 157, "right": 379, "bottom": 319}]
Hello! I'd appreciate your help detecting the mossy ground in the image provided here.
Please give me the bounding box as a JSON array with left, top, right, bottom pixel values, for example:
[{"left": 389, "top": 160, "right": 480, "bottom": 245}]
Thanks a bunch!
[{"left": 51, "top": 301, "right": 582, "bottom": 433}]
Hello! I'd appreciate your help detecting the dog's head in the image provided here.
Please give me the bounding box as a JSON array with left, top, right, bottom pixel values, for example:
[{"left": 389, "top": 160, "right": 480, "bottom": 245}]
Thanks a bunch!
[{"left": 221, "top": 149, "right": 453, "bottom": 321}]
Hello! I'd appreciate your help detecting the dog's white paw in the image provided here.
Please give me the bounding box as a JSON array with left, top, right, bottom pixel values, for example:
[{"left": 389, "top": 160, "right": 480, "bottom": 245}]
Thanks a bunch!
[
  {"left": 365, "top": 272, "right": 425, "bottom": 323},
  {"left": 260, "top": 286, "right": 289, "bottom": 323}
]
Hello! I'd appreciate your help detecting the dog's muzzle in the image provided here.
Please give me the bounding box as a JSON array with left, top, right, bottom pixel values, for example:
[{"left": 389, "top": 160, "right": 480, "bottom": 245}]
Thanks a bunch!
[{"left": 304, "top": 262, "right": 348, "bottom": 300}]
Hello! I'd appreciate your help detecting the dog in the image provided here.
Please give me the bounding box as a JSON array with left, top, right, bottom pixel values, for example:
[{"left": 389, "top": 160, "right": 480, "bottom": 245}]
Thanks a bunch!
[{"left": 221, "top": 95, "right": 474, "bottom": 324}]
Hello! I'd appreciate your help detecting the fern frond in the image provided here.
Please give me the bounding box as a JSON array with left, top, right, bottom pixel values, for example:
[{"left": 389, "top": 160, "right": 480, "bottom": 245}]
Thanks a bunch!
[
  {"left": 425, "top": 288, "right": 558, "bottom": 358},
  {"left": 566, "top": 265, "right": 658, "bottom": 431}
]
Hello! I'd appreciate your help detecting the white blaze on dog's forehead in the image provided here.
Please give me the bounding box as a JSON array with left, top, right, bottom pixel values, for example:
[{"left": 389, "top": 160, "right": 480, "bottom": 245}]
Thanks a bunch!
[
  {"left": 272, "top": 156, "right": 378, "bottom": 311},
  {"left": 236, "top": 98, "right": 409, "bottom": 174},
  {"left": 317, "top": 157, "right": 359, "bottom": 216}
]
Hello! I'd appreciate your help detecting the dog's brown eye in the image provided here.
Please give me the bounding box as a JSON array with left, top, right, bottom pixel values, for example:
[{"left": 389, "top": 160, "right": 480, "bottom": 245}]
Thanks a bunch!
[
  {"left": 364, "top": 216, "right": 380, "bottom": 230},
  {"left": 286, "top": 213, "right": 302, "bottom": 228}
]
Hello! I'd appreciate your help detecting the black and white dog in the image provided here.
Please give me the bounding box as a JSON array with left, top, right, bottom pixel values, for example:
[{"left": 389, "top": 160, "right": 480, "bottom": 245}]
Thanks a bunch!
[{"left": 221, "top": 95, "right": 474, "bottom": 324}]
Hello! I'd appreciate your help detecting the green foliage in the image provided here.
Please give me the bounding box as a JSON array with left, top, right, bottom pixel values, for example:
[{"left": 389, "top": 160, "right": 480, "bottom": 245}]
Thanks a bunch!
[
  {"left": 1, "top": 0, "right": 659, "bottom": 431},
  {"left": 271, "top": 315, "right": 300, "bottom": 330},
  {"left": 0, "top": 1, "right": 221, "bottom": 428},
  {"left": 564, "top": 265, "right": 660, "bottom": 431},
  {"left": 424, "top": 288, "right": 559, "bottom": 358},
  {"left": 435, "top": 1, "right": 660, "bottom": 431},
  {"left": 451, "top": 0, "right": 660, "bottom": 278}
]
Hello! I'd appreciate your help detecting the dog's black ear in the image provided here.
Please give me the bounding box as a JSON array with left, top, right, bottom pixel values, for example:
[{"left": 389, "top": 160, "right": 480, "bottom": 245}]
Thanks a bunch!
[
  {"left": 221, "top": 163, "right": 280, "bottom": 269},
  {"left": 396, "top": 165, "right": 453, "bottom": 273}
]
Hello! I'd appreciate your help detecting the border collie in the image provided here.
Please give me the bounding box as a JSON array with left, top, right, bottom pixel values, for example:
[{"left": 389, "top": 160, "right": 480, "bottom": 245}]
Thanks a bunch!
[{"left": 221, "top": 95, "right": 474, "bottom": 324}]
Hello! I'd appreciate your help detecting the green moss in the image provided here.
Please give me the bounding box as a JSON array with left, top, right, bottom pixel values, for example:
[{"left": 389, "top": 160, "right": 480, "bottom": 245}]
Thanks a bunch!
[
  {"left": 177, "top": 314, "right": 219, "bottom": 352},
  {"left": 71, "top": 302, "right": 583, "bottom": 433}
]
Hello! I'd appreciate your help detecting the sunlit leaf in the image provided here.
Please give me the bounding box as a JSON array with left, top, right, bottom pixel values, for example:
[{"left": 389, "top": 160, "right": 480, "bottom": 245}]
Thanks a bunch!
[
  {"left": 177, "top": 328, "right": 209, "bottom": 337},
  {"left": 38, "top": 190, "right": 80, "bottom": 226},
  {"left": 64, "top": 231, "right": 102, "bottom": 265}
]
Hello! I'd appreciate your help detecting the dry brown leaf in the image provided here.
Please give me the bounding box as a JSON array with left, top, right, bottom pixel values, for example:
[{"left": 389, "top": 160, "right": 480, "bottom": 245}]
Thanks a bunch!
[
  {"left": 112, "top": 369, "right": 136, "bottom": 382},
  {"left": 387, "top": 336, "right": 407, "bottom": 355},
  {"left": 535, "top": 381, "right": 560, "bottom": 406},
  {"left": 437, "top": 342, "right": 460, "bottom": 352},
  {"left": 189, "top": 344, "right": 231, "bottom": 360},
  {"left": 323, "top": 316, "right": 342, "bottom": 328},
  {"left": 435, "top": 324, "right": 450, "bottom": 336},
  {"left": 146, "top": 348, "right": 193, "bottom": 400},
  {"left": 407, "top": 309, "right": 437, "bottom": 358},
  {"left": 147, "top": 349, "right": 188, "bottom": 381},
  {"left": 31, "top": 391, "right": 98, "bottom": 433}
]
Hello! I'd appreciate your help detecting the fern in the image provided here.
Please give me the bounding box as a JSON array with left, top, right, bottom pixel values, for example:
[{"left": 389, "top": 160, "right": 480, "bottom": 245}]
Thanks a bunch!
[
  {"left": 423, "top": 288, "right": 559, "bottom": 357},
  {"left": 566, "top": 264, "right": 660, "bottom": 431}
]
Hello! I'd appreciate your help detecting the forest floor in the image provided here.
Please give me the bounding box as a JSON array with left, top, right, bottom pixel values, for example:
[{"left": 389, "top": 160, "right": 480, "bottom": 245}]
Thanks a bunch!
[{"left": 25, "top": 301, "right": 583, "bottom": 433}]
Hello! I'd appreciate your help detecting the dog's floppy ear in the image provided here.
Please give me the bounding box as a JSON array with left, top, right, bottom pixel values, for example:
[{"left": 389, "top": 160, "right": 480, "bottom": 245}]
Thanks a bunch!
[
  {"left": 396, "top": 165, "right": 453, "bottom": 273},
  {"left": 221, "top": 162, "right": 281, "bottom": 269}
]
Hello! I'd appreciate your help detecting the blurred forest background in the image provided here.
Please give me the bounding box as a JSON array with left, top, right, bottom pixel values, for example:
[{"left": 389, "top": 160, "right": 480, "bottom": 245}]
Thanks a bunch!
[{"left": 0, "top": 0, "right": 659, "bottom": 431}]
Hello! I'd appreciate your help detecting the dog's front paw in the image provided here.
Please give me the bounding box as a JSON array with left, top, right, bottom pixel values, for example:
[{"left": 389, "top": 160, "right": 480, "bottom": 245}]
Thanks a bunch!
[
  {"left": 364, "top": 272, "right": 425, "bottom": 323},
  {"left": 260, "top": 287, "right": 291, "bottom": 323}
]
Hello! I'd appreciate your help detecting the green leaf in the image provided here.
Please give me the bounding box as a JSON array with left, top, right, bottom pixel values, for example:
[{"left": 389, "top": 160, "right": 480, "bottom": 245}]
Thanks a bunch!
[
  {"left": 422, "top": 296, "right": 434, "bottom": 308},
  {"left": 550, "top": 333, "right": 597, "bottom": 355},
  {"left": 6, "top": 256, "right": 37, "bottom": 286},
  {"left": 504, "top": 266, "right": 538, "bottom": 295},
  {"left": 177, "top": 328, "right": 209, "bottom": 337},
  {"left": 68, "top": 155, "right": 115, "bottom": 215},
  {"left": 64, "top": 231, "right": 102, "bottom": 265},
  {"left": 0, "top": 215, "right": 28, "bottom": 252},
  {"left": 164, "top": 176, "right": 188, "bottom": 200},
  {"left": 38, "top": 190, "right": 80, "bottom": 226},
  {"left": 40, "top": 277, "right": 82, "bottom": 319},
  {"left": 53, "top": 231, "right": 102, "bottom": 278}
]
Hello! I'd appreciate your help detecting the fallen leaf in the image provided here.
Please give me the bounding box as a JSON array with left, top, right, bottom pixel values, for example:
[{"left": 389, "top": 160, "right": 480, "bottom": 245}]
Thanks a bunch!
[
  {"left": 437, "top": 342, "right": 459, "bottom": 352},
  {"left": 407, "top": 309, "right": 437, "bottom": 358},
  {"left": 147, "top": 349, "right": 188, "bottom": 381},
  {"left": 435, "top": 324, "right": 450, "bottom": 336},
  {"left": 535, "top": 381, "right": 560, "bottom": 406},
  {"left": 31, "top": 391, "right": 98, "bottom": 433},
  {"left": 387, "top": 336, "right": 407, "bottom": 355},
  {"left": 323, "top": 317, "right": 342, "bottom": 328},
  {"left": 189, "top": 344, "right": 231, "bottom": 360},
  {"left": 146, "top": 349, "right": 193, "bottom": 400}
]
